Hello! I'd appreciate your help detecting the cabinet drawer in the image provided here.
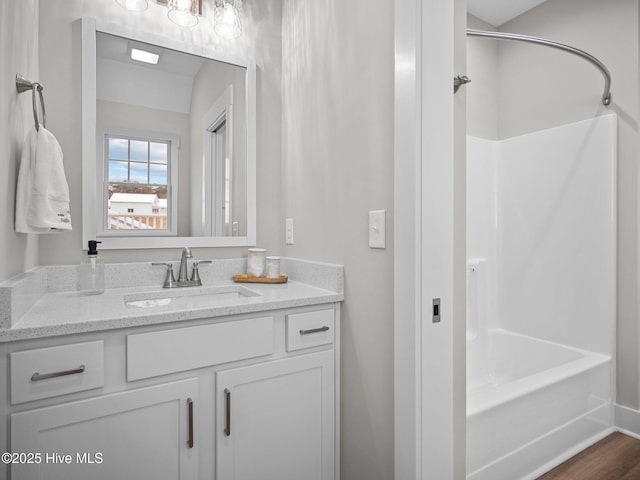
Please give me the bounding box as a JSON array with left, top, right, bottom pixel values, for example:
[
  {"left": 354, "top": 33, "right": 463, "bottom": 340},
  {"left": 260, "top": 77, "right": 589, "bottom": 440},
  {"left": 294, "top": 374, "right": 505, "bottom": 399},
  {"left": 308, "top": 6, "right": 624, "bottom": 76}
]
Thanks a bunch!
[
  {"left": 127, "top": 316, "right": 274, "bottom": 381},
  {"left": 10, "top": 341, "right": 104, "bottom": 405},
  {"left": 286, "top": 309, "right": 335, "bottom": 352}
]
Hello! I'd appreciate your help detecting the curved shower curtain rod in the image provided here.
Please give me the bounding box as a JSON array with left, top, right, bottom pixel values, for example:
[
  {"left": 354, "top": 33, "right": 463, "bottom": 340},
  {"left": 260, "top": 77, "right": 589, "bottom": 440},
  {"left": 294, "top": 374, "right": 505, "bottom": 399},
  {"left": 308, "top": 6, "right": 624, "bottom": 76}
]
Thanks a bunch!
[{"left": 467, "top": 28, "right": 612, "bottom": 106}]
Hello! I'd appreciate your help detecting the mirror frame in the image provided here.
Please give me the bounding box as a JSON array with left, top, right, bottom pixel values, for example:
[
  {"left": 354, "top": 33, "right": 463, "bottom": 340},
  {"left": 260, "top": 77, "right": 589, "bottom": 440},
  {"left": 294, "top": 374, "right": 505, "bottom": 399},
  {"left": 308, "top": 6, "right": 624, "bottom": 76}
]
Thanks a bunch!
[{"left": 80, "top": 17, "right": 257, "bottom": 249}]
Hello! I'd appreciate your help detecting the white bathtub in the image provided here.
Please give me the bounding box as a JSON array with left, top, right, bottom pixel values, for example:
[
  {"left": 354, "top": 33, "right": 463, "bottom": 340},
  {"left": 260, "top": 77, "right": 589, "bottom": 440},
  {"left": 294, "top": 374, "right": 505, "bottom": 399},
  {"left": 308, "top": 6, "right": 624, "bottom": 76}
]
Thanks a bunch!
[{"left": 467, "top": 330, "right": 613, "bottom": 480}]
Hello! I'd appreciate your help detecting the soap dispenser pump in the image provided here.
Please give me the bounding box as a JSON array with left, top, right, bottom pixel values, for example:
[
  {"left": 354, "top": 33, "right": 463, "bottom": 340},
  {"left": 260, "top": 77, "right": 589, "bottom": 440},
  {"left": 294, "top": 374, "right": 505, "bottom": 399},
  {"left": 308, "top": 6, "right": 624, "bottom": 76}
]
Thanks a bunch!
[{"left": 78, "top": 240, "right": 105, "bottom": 295}]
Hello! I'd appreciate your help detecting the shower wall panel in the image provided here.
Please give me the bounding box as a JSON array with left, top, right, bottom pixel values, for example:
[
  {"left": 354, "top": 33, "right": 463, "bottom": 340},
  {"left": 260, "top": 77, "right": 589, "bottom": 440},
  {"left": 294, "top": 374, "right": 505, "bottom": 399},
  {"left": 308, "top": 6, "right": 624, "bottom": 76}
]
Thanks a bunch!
[
  {"left": 499, "top": 115, "right": 616, "bottom": 354},
  {"left": 467, "top": 114, "right": 616, "bottom": 356}
]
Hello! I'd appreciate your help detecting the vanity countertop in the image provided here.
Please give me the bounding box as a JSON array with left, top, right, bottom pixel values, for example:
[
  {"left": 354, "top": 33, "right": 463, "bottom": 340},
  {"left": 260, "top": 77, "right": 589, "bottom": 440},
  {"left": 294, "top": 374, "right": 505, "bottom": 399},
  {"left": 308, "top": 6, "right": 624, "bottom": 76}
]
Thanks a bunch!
[{"left": 0, "top": 258, "right": 344, "bottom": 343}]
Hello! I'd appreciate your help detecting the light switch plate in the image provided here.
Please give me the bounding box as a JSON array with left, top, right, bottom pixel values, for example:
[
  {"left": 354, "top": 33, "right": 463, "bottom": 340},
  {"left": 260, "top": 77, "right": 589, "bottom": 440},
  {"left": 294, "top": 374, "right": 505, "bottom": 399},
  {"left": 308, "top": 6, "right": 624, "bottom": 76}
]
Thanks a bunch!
[
  {"left": 285, "top": 218, "right": 294, "bottom": 245},
  {"left": 369, "top": 210, "right": 386, "bottom": 249}
]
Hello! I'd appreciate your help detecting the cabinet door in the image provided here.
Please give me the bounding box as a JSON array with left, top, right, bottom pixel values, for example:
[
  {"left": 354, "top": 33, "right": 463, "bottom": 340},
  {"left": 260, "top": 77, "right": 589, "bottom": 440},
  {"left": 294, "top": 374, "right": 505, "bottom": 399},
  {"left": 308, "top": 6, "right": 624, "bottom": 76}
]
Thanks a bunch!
[
  {"left": 217, "top": 350, "right": 335, "bottom": 480},
  {"left": 11, "top": 378, "right": 198, "bottom": 480}
]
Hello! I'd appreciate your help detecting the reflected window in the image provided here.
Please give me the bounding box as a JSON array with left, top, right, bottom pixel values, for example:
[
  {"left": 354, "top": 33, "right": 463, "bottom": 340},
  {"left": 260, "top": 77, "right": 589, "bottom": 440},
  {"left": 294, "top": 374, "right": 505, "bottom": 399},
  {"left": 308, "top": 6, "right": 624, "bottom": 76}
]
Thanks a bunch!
[{"left": 100, "top": 131, "right": 178, "bottom": 235}]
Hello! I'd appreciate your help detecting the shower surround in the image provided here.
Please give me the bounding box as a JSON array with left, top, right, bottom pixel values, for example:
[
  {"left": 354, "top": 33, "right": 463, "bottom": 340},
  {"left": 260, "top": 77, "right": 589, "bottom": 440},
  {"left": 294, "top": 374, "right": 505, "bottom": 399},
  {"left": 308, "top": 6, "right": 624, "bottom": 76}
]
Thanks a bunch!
[{"left": 466, "top": 115, "right": 617, "bottom": 480}]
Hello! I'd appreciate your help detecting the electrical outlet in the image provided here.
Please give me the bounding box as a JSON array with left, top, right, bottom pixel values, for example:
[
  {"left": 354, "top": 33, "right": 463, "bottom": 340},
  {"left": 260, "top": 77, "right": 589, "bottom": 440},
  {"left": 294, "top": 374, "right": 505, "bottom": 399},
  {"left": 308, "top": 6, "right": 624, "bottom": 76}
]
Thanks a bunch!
[
  {"left": 369, "top": 210, "right": 386, "bottom": 249},
  {"left": 285, "top": 218, "right": 294, "bottom": 244}
]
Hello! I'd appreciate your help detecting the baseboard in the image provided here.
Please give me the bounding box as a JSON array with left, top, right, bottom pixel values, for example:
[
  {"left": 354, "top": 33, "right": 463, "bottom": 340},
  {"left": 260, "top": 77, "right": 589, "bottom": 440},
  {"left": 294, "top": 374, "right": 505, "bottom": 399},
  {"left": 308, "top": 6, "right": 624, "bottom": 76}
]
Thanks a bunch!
[{"left": 614, "top": 404, "right": 640, "bottom": 439}]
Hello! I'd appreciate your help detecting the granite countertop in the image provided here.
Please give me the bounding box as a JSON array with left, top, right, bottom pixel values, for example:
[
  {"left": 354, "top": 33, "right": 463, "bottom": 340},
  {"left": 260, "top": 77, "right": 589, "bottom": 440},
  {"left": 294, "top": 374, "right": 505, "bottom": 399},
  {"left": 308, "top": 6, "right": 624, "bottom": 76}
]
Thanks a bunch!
[{"left": 0, "top": 258, "right": 344, "bottom": 343}]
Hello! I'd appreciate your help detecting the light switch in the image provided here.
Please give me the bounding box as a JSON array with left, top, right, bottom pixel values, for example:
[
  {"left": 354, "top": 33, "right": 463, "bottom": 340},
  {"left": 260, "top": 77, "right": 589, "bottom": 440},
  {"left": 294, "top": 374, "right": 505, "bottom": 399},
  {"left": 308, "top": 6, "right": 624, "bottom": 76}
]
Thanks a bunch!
[
  {"left": 369, "top": 210, "right": 386, "bottom": 249},
  {"left": 285, "top": 218, "right": 294, "bottom": 245}
]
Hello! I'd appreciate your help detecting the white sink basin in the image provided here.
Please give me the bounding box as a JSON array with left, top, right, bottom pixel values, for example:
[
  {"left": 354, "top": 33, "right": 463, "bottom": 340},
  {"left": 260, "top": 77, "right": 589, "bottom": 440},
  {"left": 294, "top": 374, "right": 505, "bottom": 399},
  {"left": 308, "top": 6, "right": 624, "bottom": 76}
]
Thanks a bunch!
[{"left": 124, "top": 285, "right": 261, "bottom": 309}]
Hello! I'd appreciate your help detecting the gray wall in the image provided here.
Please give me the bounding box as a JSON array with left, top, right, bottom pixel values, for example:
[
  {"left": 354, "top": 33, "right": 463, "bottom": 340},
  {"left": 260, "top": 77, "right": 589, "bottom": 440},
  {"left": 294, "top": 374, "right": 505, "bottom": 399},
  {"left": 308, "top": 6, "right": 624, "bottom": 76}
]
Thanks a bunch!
[
  {"left": 466, "top": 14, "right": 499, "bottom": 139},
  {"left": 281, "top": 0, "right": 394, "bottom": 478},
  {"left": 0, "top": 0, "right": 39, "bottom": 282},
  {"left": 36, "top": 0, "right": 282, "bottom": 265},
  {"left": 467, "top": 0, "right": 639, "bottom": 408}
]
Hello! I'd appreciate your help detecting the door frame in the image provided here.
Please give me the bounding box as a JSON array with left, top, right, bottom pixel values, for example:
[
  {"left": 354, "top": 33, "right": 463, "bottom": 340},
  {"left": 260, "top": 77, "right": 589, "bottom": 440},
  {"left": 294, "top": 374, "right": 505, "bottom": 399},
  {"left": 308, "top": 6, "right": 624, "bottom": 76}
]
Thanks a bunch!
[
  {"left": 394, "top": 0, "right": 466, "bottom": 478},
  {"left": 203, "top": 85, "right": 234, "bottom": 237}
]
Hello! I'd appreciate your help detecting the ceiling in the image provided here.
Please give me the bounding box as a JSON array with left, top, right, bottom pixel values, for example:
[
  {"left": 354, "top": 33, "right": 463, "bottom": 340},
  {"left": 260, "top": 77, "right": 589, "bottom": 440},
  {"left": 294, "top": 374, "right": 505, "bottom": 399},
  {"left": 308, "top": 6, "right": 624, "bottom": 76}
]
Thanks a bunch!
[
  {"left": 96, "top": 32, "right": 205, "bottom": 77},
  {"left": 467, "top": 0, "right": 549, "bottom": 27},
  {"left": 96, "top": 32, "right": 205, "bottom": 114}
]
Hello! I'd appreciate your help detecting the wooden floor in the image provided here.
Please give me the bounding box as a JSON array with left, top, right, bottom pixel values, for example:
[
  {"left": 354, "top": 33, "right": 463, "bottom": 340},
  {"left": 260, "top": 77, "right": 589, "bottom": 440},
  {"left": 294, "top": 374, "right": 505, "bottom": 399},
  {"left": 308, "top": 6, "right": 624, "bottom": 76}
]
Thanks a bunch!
[{"left": 538, "top": 433, "right": 640, "bottom": 480}]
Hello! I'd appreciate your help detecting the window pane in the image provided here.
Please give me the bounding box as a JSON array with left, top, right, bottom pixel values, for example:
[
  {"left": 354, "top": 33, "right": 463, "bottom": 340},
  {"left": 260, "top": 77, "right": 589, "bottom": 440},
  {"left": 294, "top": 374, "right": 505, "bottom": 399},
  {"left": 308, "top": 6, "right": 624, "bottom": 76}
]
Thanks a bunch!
[
  {"left": 130, "top": 140, "right": 148, "bottom": 162},
  {"left": 108, "top": 160, "right": 129, "bottom": 182},
  {"left": 150, "top": 142, "right": 168, "bottom": 164},
  {"left": 150, "top": 164, "right": 167, "bottom": 185},
  {"left": 108, "top": 137, "right": 128, "bottom": 160},
  {"left": 129, "top": 162, "right": 149, "bottom": 184},
  {"left": 104, "top": 133, "right": 172, "bottom": 233}
]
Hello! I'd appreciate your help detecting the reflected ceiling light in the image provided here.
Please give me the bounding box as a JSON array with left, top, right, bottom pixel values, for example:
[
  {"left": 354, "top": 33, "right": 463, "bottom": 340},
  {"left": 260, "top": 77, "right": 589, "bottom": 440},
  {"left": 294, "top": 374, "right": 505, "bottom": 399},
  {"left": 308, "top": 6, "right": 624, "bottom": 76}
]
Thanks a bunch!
[
  {"left": 214, "top": 0, "right": 242, "bottom": 38},
  {"left": 167, "top": 0, "right": 200, "bottom": 27},
  {"left": 130, "top": 48, "right": 160, "bottom": 64},
  {"left": 115, "top": 0, "right": 149, "bottom": 12}
]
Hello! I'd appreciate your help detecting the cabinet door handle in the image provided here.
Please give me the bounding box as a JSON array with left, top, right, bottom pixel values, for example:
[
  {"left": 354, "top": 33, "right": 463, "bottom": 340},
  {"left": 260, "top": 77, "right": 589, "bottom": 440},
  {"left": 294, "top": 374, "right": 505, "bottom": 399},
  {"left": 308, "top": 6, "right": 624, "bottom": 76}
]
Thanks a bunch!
[
  {"left": 31, "top": 365, "right": 85, "bottom": 381},
  {"left": 224, "top": 388, "right": 231, "bottom": 437},
  {"left": 299, "top": 326, "right": 330, "bottom": 335},
  {"left": 187, "top": 398, "right": 194, "bottom": 448}
]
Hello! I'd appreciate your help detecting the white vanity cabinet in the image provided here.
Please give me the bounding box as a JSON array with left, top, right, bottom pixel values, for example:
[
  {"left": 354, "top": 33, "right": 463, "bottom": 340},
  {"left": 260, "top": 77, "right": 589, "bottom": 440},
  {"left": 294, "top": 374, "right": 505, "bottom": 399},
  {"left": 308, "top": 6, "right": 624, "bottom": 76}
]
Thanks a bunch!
[
  {"left": 216, "top": 350, "right": 335, "bottom": 480},
  {"left": 2, "top": 304, "right": 340, "bottom": 480},
  {"left": 10, "top": 378, "right": 198, "bottom": 480}
]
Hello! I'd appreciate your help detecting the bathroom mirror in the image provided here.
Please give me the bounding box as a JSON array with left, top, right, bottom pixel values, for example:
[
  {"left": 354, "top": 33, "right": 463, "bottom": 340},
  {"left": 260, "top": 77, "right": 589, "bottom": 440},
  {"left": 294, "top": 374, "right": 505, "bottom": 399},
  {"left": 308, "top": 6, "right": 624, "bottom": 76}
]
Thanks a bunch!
[{"left": 81, "top": 17, "right": 256, "bottom": 249}]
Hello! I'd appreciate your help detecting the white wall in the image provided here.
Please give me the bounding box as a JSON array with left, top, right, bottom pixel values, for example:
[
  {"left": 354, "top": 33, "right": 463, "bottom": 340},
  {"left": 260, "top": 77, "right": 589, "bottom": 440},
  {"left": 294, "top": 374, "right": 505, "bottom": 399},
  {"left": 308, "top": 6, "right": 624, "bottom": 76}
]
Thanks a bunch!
[
  {"left": 37, "top": 0, "right": 282, "bottom": 264},
  {"left": 281, "top": 0, "right": 394, "bottom": 478},
  {"left": 467, "top": 0, "right": 638, "bottom": 408},
  {"left": 0, "top": 0, "right": 39, "bottom": 282}
]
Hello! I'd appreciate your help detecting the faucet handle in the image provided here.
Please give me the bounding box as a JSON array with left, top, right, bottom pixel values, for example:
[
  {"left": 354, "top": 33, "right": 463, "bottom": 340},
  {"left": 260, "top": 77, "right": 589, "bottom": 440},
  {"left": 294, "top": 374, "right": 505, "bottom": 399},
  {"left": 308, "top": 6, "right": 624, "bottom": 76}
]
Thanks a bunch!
[
  {"left": 190, "top": 260, "right": 212, "bottom": 285},
  {"left": 152, "top": 262, "right": 176, "bottom": 288}
]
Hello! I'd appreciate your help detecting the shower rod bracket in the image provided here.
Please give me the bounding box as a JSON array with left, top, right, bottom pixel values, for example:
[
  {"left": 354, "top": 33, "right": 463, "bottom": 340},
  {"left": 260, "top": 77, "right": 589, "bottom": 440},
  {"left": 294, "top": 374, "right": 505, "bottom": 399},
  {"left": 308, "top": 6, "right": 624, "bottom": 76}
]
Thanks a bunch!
[
  {"left": 454, "top": 75, "right": 471, "bottom": 93},
  {"left": 467, "top": 29, "right": 612, "bottom": 106}
]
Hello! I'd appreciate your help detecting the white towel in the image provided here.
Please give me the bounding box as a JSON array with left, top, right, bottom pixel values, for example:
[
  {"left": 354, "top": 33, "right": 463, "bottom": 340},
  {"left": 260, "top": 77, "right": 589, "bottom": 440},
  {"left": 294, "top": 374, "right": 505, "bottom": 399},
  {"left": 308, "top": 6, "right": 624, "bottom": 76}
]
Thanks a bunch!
[{"left": 15, "top": 126, "right": 72, "bottom": 233}]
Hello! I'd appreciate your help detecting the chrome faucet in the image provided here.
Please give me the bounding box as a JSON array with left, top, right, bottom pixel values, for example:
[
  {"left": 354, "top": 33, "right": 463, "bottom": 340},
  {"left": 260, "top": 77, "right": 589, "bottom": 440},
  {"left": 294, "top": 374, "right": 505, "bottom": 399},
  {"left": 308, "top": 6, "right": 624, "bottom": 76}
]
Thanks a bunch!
[
  {"left": 152, "top": 248, "right": 212, "bottom": 288},
  {"left": 177, "top": 247, "right": 193, "bottom": 282}
]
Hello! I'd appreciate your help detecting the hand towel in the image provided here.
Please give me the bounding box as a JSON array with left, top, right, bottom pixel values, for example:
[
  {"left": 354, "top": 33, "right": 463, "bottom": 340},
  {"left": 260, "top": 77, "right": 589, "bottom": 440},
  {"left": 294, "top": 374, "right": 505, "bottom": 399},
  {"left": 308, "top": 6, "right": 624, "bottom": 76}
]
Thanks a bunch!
[{"left": 15, "top": 126, "right": 72, "bottom": 233}]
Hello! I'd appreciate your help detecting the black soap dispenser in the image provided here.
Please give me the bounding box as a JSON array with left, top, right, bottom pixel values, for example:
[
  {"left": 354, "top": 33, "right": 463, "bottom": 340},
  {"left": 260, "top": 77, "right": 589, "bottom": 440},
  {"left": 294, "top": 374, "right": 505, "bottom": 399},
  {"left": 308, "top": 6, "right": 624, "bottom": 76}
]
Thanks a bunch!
[{"left": 78, "top": 240, "right": 105, "bottom": 295}]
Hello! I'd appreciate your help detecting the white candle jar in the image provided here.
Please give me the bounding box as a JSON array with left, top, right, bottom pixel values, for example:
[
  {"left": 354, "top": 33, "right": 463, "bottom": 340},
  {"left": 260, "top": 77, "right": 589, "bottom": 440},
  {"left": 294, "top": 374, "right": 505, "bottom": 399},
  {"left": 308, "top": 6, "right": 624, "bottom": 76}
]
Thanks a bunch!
[
  {"left": 266, "top": 256, "right": 281, "bottom": 279},
  {"left": 247, "top": 248, "right": 267, "bottom": 277}
]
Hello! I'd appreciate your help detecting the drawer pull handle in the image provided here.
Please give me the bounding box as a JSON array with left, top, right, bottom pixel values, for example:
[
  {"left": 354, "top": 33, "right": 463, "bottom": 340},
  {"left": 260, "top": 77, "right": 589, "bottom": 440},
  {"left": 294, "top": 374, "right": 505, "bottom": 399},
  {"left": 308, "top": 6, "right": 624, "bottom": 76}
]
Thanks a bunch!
[
  {"left": 299, "top": 326, "right": 330, "bottom": 335},
  {"left": 31, "top": 365, "right": 85, "bottom": 382},
  {"left": 224, "top": 388, "right": 231, "bottom": 437},
  {"left": 187, "top": 398, "right": 194, "bottom": 448}
]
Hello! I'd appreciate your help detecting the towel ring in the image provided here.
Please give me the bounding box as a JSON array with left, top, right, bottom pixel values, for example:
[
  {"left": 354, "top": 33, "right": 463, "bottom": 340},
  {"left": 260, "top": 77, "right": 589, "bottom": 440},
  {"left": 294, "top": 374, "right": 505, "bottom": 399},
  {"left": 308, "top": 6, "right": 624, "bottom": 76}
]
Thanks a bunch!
[
  {"left": 16, "top": 74, "right": 46, "bottom": 131},
  {"left": 31, "top": 83, "right": 46, "bottom": 131}
]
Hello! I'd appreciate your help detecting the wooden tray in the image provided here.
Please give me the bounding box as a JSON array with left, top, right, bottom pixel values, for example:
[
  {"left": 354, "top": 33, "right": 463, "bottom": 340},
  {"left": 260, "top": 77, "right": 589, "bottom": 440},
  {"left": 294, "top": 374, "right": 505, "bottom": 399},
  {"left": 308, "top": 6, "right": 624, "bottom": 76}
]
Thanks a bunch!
[{"left": 233, "top": 274, "right": 288, "bottom": 284}]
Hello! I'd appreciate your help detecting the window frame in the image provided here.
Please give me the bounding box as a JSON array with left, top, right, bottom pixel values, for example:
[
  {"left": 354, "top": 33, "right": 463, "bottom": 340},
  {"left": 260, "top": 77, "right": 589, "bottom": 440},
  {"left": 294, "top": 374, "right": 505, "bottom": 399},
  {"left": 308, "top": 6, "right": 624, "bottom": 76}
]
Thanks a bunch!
[{"left": 97, "top": 126, "right": 180, "bottom": 237}]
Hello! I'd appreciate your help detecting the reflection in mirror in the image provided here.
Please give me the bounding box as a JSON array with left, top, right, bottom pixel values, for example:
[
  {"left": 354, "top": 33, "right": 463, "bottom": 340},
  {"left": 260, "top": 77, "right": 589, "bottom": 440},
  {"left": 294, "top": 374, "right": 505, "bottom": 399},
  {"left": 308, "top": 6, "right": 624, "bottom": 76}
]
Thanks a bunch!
[{"left": 81, "top": 18, "right": 256, "bottom": 249}]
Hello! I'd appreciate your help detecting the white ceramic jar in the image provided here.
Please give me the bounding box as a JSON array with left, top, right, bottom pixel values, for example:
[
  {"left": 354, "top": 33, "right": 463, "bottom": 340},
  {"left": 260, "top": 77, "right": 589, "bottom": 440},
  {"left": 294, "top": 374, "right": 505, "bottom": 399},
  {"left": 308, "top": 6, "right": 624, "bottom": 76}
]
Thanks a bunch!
[
  {"left": 266, "top": 256, "right": 281, "bottom": 279},
  {"left": 247, "top": 248, "right": 267, "bottom": 277}
]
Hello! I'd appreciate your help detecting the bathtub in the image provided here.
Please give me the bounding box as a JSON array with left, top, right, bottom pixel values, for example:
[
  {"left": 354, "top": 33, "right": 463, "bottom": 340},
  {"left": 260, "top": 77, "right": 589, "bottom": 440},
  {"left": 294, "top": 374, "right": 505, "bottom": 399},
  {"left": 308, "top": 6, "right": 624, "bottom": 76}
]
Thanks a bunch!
[{"left": 467, "top": 330, "right": 613, "bottom": 480}]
